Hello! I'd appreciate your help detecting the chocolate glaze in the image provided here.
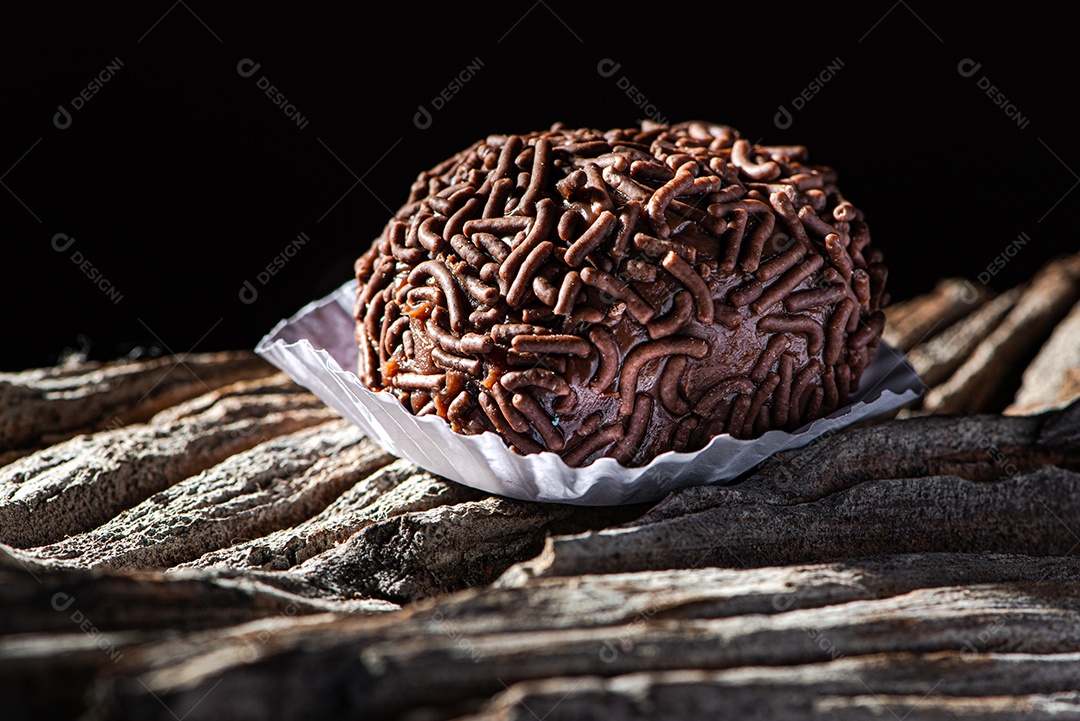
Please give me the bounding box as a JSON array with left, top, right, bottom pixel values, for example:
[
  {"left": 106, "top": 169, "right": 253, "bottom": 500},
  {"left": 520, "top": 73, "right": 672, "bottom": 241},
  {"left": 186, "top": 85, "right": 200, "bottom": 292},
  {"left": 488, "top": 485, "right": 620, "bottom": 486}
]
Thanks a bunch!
[{"left": 354, "top": 120, "right": 887, "bottom": 467}]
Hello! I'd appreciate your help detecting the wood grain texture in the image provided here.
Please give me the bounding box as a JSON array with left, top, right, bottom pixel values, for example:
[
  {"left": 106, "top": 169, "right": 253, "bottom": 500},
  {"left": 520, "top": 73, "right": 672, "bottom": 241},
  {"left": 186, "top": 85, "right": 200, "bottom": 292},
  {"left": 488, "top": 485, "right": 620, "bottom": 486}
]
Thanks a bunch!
[
  {"left": 0, "top": 375, "right": 337, "bottom": 548},
  {"left": 461, "top": 657, "right": 1080, "bottom": 721},
  {"left": 905, "top": 286, "right": 1020, "bottom": 389},
  {"left": 881, "top": 277, "right": 988, "bottom": 353},
  {"left": 0, "top": 351, "right": 276, "bottom": 466},
  {"left": 922, "top": 253, "right": 1080, "bottom": 414},
  {"left": 93, "top": 565, "right": 1080, "bottom": 720},
  {"left": 22, "top": 421, "right": 394, "bottom": 570},
  {"left": 180, "top": 460, "right": 485, "bottom": 572},
  {"left": 1009, "top": 297, "right": 1080, "bottom": 416}
]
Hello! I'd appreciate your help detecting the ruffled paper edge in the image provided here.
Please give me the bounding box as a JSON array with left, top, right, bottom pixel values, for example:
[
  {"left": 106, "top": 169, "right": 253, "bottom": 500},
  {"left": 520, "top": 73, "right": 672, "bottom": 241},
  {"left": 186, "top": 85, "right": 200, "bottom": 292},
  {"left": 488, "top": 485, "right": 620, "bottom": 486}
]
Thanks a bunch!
[{"left": 256, "top": 279, "right": 924, "bottom": 505}]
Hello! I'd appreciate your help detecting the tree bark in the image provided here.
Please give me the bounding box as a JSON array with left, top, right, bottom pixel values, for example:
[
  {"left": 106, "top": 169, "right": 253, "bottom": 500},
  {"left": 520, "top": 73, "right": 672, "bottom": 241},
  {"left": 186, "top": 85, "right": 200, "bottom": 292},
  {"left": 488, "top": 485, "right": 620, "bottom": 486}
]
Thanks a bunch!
[
  {"left": 0, "top": 375, "right": 337, "bottom": 548},
  {"left": 0, "top": 351, "right": 275, "bottom": 466},
  {"left": 1008, "top": 297, "right": 1080, "bottom": 415}
]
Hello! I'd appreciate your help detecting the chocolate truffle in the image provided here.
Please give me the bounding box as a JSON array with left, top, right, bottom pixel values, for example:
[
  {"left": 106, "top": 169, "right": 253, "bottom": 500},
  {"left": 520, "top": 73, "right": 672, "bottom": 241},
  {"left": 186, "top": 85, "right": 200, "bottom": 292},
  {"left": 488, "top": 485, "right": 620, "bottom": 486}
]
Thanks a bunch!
[{"left": 354, "top": 120, "right": 887, "bottom": 467}]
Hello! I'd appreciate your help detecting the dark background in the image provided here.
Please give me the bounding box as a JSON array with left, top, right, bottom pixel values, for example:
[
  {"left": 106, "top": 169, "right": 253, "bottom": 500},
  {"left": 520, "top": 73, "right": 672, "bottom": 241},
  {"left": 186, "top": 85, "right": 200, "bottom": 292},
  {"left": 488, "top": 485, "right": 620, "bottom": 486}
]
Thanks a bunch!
[{"left": 1, "top": 2, "right": 1075, "bottom": 370}]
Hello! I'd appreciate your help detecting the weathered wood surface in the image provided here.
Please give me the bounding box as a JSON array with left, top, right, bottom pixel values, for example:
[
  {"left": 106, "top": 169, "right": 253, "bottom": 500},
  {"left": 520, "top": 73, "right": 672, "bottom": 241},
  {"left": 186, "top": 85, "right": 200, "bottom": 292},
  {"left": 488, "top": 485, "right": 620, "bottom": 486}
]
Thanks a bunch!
[
  {"left": 0, "top": 351, "right": 275, "bottom": 466},
  {"left": 513, "top": 405, "right": 1080, "bottom": 578},
  {"left": 921, "top": 253, "right": 1080, "bottom": 414},
  {"left": 905, "top": 286, "right": 1020, "bottom": 389},
  {"left": 1008, "top": 296, "right": 1080, "bottom": 416},
  {"left": 463, "top": 658, "right": 1080, "bottom": 721},
  {"left": 0, "top": 374, "right": 337, "bottom": 548},
  {"left": 0, "top": 554, "right": 394, "bottom": 636},
  {"left": 880, "top": 277, "right": 989, "bottom": 353},
  {"left": 891, "top": 251, "right": 1080, "bottom": 416},
  {"left": 180, "top": 458, "right": 479, "bottom": 571},
  {"left": 2, "top": 262, "right": 1080, "bottom": 720},
  {"left": 91, "top": 560, "right": 1080, "bottom": 720},
  {"left": 19, "top": 421, "right": 393, "bottom": 571}
]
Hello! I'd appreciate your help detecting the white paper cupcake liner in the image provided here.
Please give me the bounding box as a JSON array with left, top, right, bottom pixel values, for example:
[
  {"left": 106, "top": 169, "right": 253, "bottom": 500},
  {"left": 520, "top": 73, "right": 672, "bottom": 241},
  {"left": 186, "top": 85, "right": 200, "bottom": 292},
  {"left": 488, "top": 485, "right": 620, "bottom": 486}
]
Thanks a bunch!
[{"left": 256, "top": 279, "right": 924, "bottom": 505}]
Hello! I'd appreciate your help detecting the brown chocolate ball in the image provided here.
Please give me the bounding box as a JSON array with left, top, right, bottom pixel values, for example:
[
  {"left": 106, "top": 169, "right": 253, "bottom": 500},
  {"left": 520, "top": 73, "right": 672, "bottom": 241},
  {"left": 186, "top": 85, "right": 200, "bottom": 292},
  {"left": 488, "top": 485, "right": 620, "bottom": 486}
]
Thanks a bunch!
[{"left": 354, "top": 120, "right": 887, "bottom": 467}]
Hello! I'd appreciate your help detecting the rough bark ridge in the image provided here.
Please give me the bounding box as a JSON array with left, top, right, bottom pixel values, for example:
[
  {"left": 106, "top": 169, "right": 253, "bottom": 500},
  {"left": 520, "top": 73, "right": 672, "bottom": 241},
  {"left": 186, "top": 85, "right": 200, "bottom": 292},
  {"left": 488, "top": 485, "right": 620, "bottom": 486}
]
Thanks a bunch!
[{"left": 0, "top": 351, "right": 276, "bottom": 465}]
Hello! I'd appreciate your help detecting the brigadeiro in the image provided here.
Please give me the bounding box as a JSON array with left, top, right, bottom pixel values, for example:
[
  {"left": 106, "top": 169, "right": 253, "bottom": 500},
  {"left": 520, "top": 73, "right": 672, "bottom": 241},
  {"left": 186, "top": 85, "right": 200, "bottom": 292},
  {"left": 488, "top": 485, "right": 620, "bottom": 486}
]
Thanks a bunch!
[{"left": 353, "top": 120, "right": 888, "bottom": 468}]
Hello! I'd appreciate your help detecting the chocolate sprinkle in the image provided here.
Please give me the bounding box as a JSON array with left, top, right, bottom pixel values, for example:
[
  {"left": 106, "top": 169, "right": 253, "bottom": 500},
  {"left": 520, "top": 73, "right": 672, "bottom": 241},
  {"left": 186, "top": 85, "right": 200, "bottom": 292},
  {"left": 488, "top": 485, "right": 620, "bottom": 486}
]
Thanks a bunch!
[{"left": 354, "top": 121, "right": 887, "bottom": 467}]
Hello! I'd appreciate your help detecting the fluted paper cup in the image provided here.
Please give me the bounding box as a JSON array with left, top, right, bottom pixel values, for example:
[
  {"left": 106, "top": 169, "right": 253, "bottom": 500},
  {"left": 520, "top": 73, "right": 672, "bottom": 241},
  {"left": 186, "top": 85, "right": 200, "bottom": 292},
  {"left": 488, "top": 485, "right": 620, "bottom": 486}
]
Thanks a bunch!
[{"left": 256, "top": 279, "right": 924, "bottom": 505}]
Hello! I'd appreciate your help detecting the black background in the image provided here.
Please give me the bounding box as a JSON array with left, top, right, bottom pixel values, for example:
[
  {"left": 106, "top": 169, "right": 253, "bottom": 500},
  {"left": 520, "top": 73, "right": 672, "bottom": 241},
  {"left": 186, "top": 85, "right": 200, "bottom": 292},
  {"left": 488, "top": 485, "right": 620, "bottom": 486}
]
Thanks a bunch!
[{"left": 1, "top": 2, "right": 1075, "bottom": 370}]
